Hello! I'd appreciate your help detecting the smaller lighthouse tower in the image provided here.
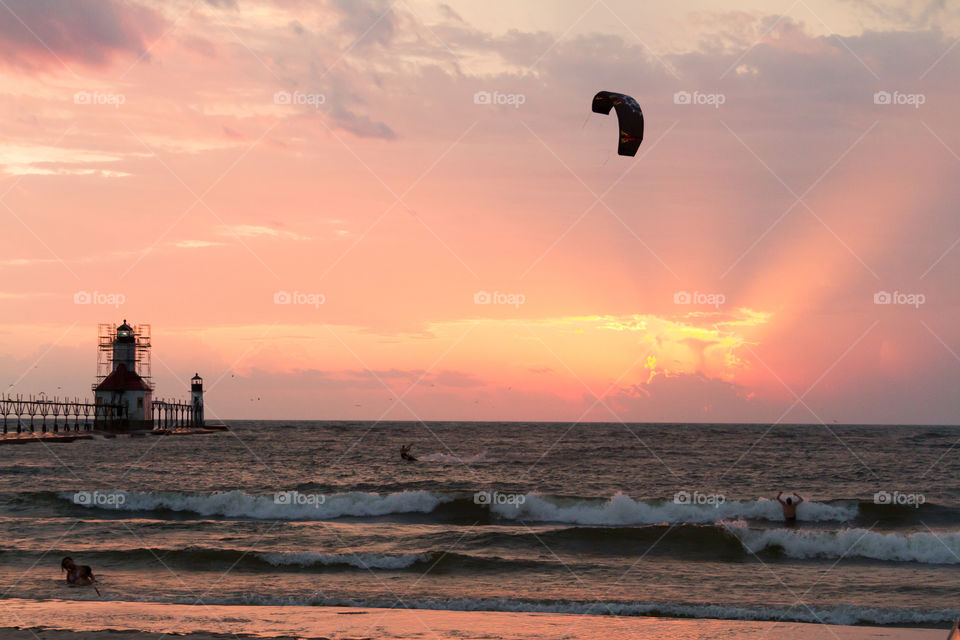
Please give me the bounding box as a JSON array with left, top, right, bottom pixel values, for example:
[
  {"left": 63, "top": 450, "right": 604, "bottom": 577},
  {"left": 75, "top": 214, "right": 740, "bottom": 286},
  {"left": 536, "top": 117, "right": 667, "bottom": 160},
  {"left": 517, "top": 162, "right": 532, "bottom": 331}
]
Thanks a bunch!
[{"left": 191, "top": 373, "right": 204, "bottom": 427}]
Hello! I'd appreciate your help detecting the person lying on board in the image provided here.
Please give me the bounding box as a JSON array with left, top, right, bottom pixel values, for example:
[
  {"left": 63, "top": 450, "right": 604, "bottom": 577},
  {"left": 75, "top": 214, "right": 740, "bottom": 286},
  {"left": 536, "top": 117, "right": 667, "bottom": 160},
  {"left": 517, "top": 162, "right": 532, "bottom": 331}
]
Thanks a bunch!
[
  {"left": 61, "top": 557, "right": 100, "bottom": 595},
  {"left": 776, "top": 492, "right": 804, "bottom": 525}
]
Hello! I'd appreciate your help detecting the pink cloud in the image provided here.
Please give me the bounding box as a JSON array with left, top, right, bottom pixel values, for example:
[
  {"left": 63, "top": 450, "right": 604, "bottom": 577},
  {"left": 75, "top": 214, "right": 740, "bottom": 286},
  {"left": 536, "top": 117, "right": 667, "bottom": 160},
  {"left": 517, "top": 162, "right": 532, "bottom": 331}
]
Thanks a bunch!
[{"left": 0, "top": 0, "right": 164, "bottom": 71}]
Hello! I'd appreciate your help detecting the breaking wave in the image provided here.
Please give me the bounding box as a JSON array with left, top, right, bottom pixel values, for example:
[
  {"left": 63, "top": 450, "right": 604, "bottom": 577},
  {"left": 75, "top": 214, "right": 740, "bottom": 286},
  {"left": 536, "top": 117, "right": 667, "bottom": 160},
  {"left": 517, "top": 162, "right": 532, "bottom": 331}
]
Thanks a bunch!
[
  {"left": 59, "top": 489, "right": 451, "bottom": 521},
  {"left": 727, "top": 521, "right": 960, "bottom": 564},
  {"left": 492, "top": 492, "right": 856, "bottom": 525}
]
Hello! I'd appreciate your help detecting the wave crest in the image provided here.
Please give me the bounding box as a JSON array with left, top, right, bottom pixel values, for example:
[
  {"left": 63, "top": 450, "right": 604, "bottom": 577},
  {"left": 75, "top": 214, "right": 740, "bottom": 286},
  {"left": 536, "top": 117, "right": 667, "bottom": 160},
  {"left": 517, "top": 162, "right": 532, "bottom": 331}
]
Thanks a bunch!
[
  {"left": 492, "top": 493, "right": 856, "bottom": 525},
  {"left": 59, "top": 489, "right": 451, "bottom": 520},
  {"left": 728, "top": 523, "right": 960, "bottom": 564}
]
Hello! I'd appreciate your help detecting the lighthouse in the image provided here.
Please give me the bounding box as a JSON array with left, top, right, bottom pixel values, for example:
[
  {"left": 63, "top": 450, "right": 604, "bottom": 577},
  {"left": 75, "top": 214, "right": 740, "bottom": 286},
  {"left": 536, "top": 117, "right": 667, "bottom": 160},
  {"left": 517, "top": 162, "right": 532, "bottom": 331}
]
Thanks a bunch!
[
  {"left": 93, "top": 320, "right": 153, "bottom": 430},
  {"left": 191, "top": 373, "right": 204, "bottom": 427}
]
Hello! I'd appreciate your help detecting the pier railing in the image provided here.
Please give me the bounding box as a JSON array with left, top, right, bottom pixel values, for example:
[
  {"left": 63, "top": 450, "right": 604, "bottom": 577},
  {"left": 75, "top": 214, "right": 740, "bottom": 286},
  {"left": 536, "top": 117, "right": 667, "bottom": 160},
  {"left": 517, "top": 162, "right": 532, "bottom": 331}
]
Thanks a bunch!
[
  {"left": 0, "top": 395, "right": 127, "bottom": 434},
  {"left": 151, "top": 399, "right": 197, "bottom": 430}
]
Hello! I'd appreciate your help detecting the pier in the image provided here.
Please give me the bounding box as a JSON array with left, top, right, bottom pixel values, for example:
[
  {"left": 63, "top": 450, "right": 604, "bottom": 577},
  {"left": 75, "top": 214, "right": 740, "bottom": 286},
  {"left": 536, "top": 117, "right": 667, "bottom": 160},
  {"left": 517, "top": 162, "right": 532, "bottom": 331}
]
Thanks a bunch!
[
  {"left": 0, "top": 394, "right": 227, "bottom": 445},
  {"left": 0, "top": 394, "right": 125, "bottom": 435},
  {"left": 151, "top": 398, "right": 202, "bottom": 429},
  {"left": 0, "top": 321, "right": 224, "bottom": 446}
]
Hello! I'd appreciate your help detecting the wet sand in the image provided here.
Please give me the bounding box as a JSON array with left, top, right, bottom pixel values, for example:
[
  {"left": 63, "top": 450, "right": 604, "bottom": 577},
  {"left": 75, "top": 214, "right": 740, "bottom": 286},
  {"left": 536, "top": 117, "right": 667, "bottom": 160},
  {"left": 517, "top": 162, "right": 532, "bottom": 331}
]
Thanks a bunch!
[{"left": 0, "top": 599, "right": 947, "bottom": 640}]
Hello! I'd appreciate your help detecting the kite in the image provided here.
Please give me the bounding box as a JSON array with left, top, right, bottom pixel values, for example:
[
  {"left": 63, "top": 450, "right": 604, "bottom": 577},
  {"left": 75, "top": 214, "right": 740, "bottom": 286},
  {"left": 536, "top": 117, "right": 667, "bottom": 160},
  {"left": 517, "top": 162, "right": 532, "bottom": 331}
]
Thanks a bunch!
[{"left": 592, "top": 91, "right": 644, "bottom": 156}]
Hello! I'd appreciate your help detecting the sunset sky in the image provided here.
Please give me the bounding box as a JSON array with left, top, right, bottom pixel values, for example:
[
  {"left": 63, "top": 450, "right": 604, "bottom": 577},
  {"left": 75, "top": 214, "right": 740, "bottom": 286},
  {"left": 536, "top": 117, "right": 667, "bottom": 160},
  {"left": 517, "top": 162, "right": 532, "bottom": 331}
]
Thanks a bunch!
[{"left": 1, "top": 0, "right": 959, "bottom": 424}]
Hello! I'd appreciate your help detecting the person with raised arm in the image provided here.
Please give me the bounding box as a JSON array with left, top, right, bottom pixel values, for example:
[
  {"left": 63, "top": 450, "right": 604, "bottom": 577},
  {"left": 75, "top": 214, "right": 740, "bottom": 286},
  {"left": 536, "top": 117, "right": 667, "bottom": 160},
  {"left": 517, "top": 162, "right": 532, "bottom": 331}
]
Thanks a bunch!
[{"left": 776, "top": 491, "right": 804, "bottom": 525}]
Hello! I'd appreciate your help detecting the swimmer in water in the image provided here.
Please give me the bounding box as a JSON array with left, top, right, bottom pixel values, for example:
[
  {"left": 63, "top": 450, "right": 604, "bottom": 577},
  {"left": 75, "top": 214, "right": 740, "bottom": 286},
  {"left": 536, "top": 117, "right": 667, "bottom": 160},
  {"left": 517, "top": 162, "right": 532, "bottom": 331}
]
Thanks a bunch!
[
  {"left": 61, "top": 557, "right": 100, "bottom": 595},
  {"left": 776, "top": 492, "right": 803, "bottom": 525},
  {"left": 400, "top": 444, "right": 417, "bottom": 462}
]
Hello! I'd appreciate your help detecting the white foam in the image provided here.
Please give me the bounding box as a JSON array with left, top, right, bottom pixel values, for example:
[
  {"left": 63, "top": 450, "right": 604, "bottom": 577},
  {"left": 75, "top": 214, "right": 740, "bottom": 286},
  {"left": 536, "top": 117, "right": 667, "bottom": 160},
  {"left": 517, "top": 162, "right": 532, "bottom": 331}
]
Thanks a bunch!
[
  {"left": 492, "top": 492, "right": 856, "bottom": 525},
  {"left": 59, "top": 489, "right": 451, "bottom": 520},
  {"left": 257, "top": 551, "right": 429, "bottom": 570},
  {"left": 727, "top": 522, "right": 960, "bottom": 564}
]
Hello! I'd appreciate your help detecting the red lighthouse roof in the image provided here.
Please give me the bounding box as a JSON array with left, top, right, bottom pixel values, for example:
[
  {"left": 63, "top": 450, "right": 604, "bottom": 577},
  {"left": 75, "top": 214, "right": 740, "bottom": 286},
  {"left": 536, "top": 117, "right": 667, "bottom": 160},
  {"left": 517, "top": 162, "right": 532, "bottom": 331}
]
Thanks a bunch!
[{"left": 96, "top": 364, "right": 151, "bottom": 392}]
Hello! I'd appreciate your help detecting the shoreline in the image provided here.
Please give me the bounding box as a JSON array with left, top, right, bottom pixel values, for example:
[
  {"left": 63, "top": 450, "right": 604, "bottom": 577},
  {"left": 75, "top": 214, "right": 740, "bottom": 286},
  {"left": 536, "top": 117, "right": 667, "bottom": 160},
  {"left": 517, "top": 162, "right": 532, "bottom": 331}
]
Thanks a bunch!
[{"left": 0, "top": 599, "right": 949, "bottom": 640}]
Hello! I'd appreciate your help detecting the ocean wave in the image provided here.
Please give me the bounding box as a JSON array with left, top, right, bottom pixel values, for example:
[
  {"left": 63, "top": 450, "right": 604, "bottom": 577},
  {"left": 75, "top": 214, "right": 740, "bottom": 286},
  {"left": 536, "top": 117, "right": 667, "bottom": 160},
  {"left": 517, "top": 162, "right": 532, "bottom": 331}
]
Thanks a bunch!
[
  {"left": 130, "top": 525, "right": 960, "bottom": 567},
  {"left": 254, "top": 549, "right": 547, "bottom": 571},
  {"left": 256, "top": 551, "right": 430, "bottom": 570},
  {"left": 492, "top": 492, "right": 856, "bottom": 525},
  {"left": 10, "top": 545, "right": 547, "bottom": 573},
  {"left": 58, "top": 489, "right": 451, "bottom": 521},
  {"left": 0, "top": 546, "right": 436, "bottom": 572},
  {"left": 728, "top": 522, "right": 960, "bottom": 564},
  {"left": 35, "top": 490, "right": 960, "bottom": 528},
  {"left": 46, "top": 489, "right": 956, "bottom": 532}
]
